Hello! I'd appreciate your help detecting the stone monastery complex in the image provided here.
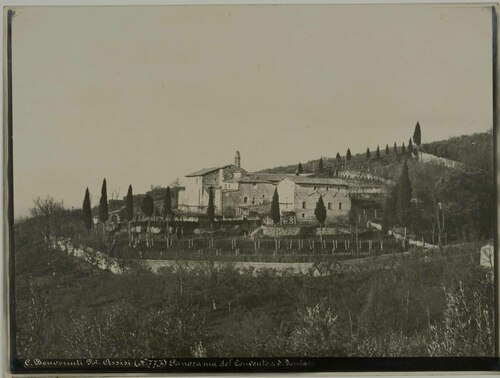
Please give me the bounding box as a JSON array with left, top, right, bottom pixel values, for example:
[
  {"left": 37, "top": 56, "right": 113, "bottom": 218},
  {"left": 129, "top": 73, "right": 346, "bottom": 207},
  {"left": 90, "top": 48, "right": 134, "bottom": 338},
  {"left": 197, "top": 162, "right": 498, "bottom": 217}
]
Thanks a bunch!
[{"left": 177, "top": 151, "right": 386, "bottom": 224}]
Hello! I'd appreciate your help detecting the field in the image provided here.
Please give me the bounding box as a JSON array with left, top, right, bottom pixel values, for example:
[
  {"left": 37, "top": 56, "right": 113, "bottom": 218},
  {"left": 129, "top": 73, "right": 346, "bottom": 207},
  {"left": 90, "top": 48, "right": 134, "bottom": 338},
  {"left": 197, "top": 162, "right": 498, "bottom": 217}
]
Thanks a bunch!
[{"left": 13, "top": 213, "right": 495, "bottom": 358}]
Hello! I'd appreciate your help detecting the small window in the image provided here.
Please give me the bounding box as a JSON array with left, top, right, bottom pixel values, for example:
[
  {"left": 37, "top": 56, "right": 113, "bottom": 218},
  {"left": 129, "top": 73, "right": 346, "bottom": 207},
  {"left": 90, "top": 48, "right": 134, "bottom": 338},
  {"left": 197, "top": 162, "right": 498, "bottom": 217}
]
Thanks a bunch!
[
  {"left": 302, "top": 213, "right": 305, "bottom": 218},
  {"left": 262, "top": 194, "right": 265, "bottom": 198},
  {"left": 302, "top": 201, "right": 306, "bottom": 209},
  {"left": 253, "top": 183, "right": 257, "bottom": 187},
  {"left": 339, "top": 202, "right": 342, "bottom": 210},
  {"left": 314, "top": 186, "right": 317, "bottom": 190},
  {"left": 328, "top": 202, "right": 332, "bottom": 210},
  {"left": 243, "top": 197, "right": 248, "bottom": 204},
  {"left": 326, "top": 186, "right": 329, "bottom": 191},
  {"left": 338, "top": 187, "right": 340, "bottom": 191},
  {"left": 252, "top": 197, "right": 255, "bottom": 205}
]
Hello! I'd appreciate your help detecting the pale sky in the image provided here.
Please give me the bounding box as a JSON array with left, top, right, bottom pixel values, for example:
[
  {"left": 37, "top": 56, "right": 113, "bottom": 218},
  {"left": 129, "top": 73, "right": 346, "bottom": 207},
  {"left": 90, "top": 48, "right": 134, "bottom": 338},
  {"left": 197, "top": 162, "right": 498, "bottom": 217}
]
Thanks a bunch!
[{"left": 11, "top": 5, "right": 493, "bottom": 217}]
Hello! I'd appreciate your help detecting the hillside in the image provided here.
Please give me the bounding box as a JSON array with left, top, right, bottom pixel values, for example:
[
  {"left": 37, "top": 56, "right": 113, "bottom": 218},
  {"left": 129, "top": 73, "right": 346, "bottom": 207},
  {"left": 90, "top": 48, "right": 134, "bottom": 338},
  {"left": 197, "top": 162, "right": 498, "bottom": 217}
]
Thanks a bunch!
[
  {"left": 420, "top": 130, "right": 493, "bottom": 171},
  {"left": 259, "top": 130, "right": 493, "bottom": 176}
]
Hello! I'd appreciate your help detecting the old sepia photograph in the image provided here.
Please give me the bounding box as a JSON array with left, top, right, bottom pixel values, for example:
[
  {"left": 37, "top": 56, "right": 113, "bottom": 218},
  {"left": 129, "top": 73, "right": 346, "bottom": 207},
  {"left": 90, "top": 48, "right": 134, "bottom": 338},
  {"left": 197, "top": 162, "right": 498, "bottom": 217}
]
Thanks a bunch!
[{"left": 4, "top": 3, "right": 499, "bottom": 374}]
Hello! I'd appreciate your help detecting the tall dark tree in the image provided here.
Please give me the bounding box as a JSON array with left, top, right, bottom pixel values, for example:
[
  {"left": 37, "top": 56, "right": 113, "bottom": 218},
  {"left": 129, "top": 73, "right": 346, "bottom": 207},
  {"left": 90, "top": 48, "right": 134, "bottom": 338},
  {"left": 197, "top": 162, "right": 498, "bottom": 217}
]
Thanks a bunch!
[
  {"left": 413, "top": 121, "right": 422, "bottom": 146},
  {"left": 366, "top": 147, "right": 371, "bottom": 159},
  {"left": 82, "top": 187, "right": 92, "bottom": 232},
  {"left": 318, "top": 157, "right": 324, "bottom": 173},
  {"left": 401, "top": 142, "right": 406, "bottom": 154},
  {"left": 381, "top": 187, "right": 397, "bottom": 235},
  {"left": 207, "top": 186, "right": 215, "bottom": 226},
  {"left": 99, "top": 179, "right": 109, "bottom": 241},
  {"left": 336, "top": 152, "right": 341, "bottom": 162},
  {"left": 297, "top": 162, "right": 303, "bottom": 174},
  {"left": 346, "top": 148, "right": 352, "bottom": 162},
  {"left": 376, "top": 146, "right": 381, "bottom": 159},
  {"left": 397, "top": 160, "right": 412, "bottom": 227},
  {"left": 408, "top": 138, "right": 414, "bottom": 155},
  {"left": 381, "top": 201, "right": 390, "bottom": 235},
  {"left": 314, "top": 195, "right": 327, "bottom": 245},
  {"left": 141, "top": 194, "right": 155, "bottom": 248},
  {"left": 270, "top": 188, "right": 281, "bottom": 252},
  {"left": 163, "top": 186, "right": 172, "bottom": 219},
  {"left": 270, "top": 188, "right": 280, "bottom": 225},
  {"left": 126, "top": 185, "right": 134, "bottom": 246},
  {"left": 385, "top": 144, "right": 390, "bottom": 156},
  {"left": 393, "top": 142, "right": 398, "bottom": 155}
]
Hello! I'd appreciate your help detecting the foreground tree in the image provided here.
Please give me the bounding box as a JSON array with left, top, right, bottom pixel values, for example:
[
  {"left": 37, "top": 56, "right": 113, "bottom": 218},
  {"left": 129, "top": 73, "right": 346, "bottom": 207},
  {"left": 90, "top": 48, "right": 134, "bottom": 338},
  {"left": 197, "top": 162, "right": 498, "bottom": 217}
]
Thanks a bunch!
[
  {"left": 385, "top": 144, "right": 390, "bottom": 156},
  {"left": 126, "top": 185, "right": 134, "bottom": 247},
  {"left": 270, "top": 188, "right": 281, "bottom": 252},
  {"left": 318, "top": 157, "right": 324, "bottom": 173},
  {"left": 413, "top": 121, "right": 422, "bottom": 146},
  {"left": 314, "top": 196, "right": 327, "bottom": 246},
  {"left": 376, "top": 146, "right": 381, "bottom": 159},
  {"left": 141, "top": 194, "right": 155, "bottom": 248},
  {"left": 336, "top": 152, "right": 342, "bottom": 163},
  {"left": 366, "top": 148, "right": 371, "bottom": 160},
  {"left": 397, "top": 160, "right": 412, "bottom": 227},
  {"left": 401, "top": 142, "right": 406, "bottom": 155},
  {"left": 99, "top": 179, "right": 109, "bottom": 242},
  {"left": 393, "top": 142, "right": 398, "bottom": 155},
  {"left": 82, "top": 188, "right": 93, "bottom": 233},
  {"left": 346, "top": 148, "right": 352, "bottom": 166},
  {"left": 163, "top": 186, "right": 173, "bottom": 240},
  {"left": 31, "top": 196, "right": 64, "bottom": 237}
]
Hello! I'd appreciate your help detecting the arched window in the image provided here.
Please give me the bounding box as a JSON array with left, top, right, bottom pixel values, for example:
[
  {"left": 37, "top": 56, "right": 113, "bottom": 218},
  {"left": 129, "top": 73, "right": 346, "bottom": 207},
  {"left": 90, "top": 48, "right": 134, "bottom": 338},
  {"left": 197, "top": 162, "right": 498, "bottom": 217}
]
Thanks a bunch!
[{"left": 243, "top": 197, "right": 248, "bottom": 204}]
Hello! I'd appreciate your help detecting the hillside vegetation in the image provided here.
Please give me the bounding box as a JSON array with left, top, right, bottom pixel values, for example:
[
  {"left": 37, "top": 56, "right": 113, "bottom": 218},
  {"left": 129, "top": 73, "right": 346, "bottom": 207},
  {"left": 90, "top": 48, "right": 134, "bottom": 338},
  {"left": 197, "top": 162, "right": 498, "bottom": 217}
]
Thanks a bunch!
[
  {"left": 420, "top": 130, "right": 493, "bottom": 171},
  {"left": 260, "top": 130, "right": 493, "bottom": 174}
]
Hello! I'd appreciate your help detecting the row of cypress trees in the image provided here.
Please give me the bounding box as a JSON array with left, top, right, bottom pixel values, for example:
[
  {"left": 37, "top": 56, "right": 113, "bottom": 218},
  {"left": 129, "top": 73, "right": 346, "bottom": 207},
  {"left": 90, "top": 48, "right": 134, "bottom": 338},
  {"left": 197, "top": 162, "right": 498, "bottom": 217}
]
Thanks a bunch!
[
  {"left": 82, "top": 180, "right": 175, "bottom": 247},
  {"left": 297, "top": 122, "right": 422, "bottom": 173}
]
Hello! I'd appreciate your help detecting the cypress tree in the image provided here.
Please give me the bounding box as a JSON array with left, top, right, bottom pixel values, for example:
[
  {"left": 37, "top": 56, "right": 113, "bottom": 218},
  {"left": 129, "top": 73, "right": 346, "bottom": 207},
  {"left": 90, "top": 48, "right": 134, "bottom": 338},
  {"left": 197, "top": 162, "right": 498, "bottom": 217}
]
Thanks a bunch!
[
  {"left": 141, "top": 194, "right": 155, "bottom": 247},
  {"left": 376, "top": 146, "right": 381, "bottom": 159},
  {"left": 297, "top": 163, "right": 303, "bottom": 174},
  {"left": 163, "top": 186, "right": 172, "bottom": 219},
  {"left": 336, "top": 152, "right": 341, "bottom": 162},
  {"left": 346, "top": 148, "right": 352, "bottom": 161},
  {"left": 385, "top": 144, "right": 390, "bottom": 155},
  {"left": 163, "top": 186, "right": 173, "bottom": 240},
  {"left": 99, "top": 179, "right": 109, "bottom": 223},
  {"left": 381, "top": 202, "right": 389, "bottom": 235},
  {"left": 270, "top": 188, "right": 280, "bottom": 225},
  {"left": 314, "top": 195, "right": 327, "bottom": 244},
  {"left": 401, "top": 142, "right": 406, "bottom": 154},
  {"left": 99, "top": 179, "right": 109, "bottom": 242},
  {"left": 413, "top": 121, "right": 421, "bottom": 146},
  {"left": 318, "top": 157, "right": 324, "bottom": 173},
  {"left": 270, "top": 188, "right": 281, "bottom": 252},
  {"left": 126, "top": 185, "right": 134, "bottom": 221},
  {"left": 366, "top": 147, "right": 371, "bottom": 159},
  {"left": 408, "top": 138, "right": 414, "bottom": 155},
  {"left": 126, "top": 185, "right": 134, "bottom": 246},
  {"left": 397, "top": 160, "right": 412, "bottom": 227},
  {"left": 82, "top": 187, "right": 92, "bottom": 232},
  {"left": 207, "top": 186, "right": 215, "bottom": 226},
  {"left": 393, "top": 142, "right": 398, "bottom": 155}
]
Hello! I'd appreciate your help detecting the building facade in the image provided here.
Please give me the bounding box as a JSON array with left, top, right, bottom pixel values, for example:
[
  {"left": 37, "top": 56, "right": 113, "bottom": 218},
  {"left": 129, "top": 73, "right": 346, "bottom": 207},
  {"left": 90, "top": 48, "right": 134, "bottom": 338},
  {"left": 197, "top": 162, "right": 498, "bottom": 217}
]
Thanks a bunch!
[{"left": 277, "top": 176, "right": 351, "bottom": 224}]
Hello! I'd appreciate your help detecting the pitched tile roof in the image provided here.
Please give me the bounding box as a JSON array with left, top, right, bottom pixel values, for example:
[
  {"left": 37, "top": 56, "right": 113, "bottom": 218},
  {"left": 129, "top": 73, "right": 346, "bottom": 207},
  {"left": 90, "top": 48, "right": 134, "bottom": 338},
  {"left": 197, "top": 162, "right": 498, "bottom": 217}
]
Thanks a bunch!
[
  {"left": 283, "top": 176, "right": 349, "bottom": 186},
  {"left": 185, "top": 165, "right": 234, "bottom": 177}
]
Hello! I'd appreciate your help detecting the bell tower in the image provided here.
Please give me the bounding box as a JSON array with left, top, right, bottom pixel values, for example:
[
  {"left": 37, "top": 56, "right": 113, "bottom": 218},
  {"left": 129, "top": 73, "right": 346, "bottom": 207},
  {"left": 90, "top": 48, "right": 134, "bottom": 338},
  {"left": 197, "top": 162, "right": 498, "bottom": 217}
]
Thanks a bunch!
[{"left": 235, "top": 151, "right": 241, "bottom": 168}]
